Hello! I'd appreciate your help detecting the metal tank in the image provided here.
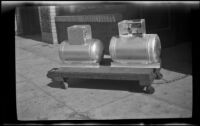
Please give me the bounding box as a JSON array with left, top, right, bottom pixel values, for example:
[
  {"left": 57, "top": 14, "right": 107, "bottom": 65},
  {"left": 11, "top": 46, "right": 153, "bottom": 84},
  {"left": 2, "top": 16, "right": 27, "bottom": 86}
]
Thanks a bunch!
[
  {"left": 109, "top": 19, "right": 161, "bottom": 68},
  {"left": 59, "top": 25, "right": 104, "bottom": 66}
]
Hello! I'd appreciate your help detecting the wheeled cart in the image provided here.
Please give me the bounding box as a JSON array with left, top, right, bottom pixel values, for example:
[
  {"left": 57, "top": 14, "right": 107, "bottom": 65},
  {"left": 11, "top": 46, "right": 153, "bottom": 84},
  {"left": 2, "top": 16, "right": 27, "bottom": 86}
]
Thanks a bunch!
[{"left": 46, "top": 66, "right": 162, "bottom": 94}]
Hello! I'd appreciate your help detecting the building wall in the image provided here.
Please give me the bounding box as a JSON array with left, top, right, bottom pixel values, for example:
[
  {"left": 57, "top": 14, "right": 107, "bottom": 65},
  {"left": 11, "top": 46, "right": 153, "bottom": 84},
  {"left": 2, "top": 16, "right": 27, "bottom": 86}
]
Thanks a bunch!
[
  {"left": 15, "top": 4, "right": 192, "bottom": 48},
  {"left": 20, "top": 6, "right": 41, "bottom": 35},
  {"left": 38, "top": 6, "right": 53, "bottom": 43},
  {"left": 15, "top": 7, "right": 23, "bottom": 35},
  {"left": 38, "top": 6, "right": 58, "bottom": 44},
  {"left": 49, "top": 6, "right": 58, "bottom": 44}
]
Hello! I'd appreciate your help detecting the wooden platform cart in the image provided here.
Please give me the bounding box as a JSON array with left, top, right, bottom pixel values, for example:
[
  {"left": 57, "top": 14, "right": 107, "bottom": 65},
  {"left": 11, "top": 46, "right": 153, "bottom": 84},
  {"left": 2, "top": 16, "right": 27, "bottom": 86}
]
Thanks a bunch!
[{"left": 47, "top": 66, "right": 162, "bottom": 94}]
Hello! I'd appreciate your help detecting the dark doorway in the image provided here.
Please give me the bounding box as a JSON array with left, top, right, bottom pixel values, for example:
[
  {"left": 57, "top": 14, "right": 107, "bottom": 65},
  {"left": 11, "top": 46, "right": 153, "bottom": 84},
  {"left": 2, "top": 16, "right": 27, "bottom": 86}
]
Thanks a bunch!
[{"left": 19, "top": 6, "right": 42, "bottom": 41}]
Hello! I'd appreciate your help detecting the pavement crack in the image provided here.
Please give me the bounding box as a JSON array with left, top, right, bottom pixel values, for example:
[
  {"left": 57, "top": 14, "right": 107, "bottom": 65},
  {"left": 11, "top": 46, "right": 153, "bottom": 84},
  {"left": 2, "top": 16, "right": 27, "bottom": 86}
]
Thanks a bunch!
[{"left": 84, "top": 93, "right": 134, "bottom": 113}]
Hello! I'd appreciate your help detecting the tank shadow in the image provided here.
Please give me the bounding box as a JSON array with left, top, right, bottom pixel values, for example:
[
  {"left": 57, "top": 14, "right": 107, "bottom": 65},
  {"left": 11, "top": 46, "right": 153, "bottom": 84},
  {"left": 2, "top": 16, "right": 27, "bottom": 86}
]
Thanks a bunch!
[
  {"left": 70, "top": 79, "right": 145, "bottom": 93},
  {"left": 47, "top": 78, "right": 145, "bottom": 93},
  {"left": 47, "top": 81, "right": 66, "bottom": 89}
]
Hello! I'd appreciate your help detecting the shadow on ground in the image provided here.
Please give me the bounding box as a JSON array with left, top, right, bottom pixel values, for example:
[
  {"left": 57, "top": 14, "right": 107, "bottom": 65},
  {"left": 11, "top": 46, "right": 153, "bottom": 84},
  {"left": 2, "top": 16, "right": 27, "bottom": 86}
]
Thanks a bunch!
[
  {"left": 47, "top": 78, "right": 145, "bottom": 93},
  {"left": 47, "top": 81, "right": 67, "bottom": 89}
]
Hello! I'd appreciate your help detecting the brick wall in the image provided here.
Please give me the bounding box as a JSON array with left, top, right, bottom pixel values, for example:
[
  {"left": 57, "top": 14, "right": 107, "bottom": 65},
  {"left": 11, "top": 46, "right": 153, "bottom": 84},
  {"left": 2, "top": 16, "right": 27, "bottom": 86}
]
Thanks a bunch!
[
  {"left": 49, "top": 6, "right": 58, "bottom": 44},
  {"left": 39, "top": 6, "right": 58, "bottom": 44}
]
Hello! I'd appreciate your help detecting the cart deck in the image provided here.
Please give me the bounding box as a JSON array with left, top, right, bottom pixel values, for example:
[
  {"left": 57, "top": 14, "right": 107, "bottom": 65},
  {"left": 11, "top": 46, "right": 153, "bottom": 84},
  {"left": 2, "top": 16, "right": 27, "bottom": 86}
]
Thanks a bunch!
[{"left": 47, "top": 66, "right": 162, "bottom": 94}]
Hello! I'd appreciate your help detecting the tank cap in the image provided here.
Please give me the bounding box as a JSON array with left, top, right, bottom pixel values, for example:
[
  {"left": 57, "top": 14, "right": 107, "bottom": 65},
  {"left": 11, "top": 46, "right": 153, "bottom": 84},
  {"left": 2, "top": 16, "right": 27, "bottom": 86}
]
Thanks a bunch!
[{"left": 118, "top": 19, "right": 146, "bottom": 37}]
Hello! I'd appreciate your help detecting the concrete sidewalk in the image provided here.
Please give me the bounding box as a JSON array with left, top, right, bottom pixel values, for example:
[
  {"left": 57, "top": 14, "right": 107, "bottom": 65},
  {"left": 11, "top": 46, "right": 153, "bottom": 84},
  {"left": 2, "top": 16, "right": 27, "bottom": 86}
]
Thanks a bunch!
[{"left": 15, "top": 36, "right": 192, "bottom": 120}]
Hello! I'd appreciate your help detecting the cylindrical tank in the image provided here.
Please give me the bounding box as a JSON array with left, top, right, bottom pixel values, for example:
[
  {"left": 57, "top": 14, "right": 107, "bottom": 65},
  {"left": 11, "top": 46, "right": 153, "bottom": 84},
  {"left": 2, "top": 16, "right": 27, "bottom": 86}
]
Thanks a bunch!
[
  {"left": 59, "top": 39, "right": 104, "bottom": 63},
  {"left": 109, "top": 34, "right": 161, "bottom": 64}
]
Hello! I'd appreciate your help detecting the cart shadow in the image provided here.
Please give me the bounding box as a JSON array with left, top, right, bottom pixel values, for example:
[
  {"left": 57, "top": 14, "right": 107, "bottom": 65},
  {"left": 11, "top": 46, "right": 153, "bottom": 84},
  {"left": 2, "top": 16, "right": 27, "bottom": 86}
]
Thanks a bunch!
[
  {"left": 47, "top": 81, "right": 67, "bottom": 89},
  {"left": 47, "top": 78, "right": 145, "bottom": 93}
]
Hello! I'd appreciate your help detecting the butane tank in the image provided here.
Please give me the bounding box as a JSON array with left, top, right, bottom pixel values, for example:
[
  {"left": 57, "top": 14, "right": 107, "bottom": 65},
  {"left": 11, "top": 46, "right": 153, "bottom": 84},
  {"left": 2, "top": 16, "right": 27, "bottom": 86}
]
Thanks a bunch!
[
  {"left": 59, "top": 39, "right": 104, "bottom": 63},
  {"left": 109, "top": 34, "right": 161, "bottom": 64},
  {"left": 109, "top": 19, "right": 161, "bottom": 66},
  {"left": 59, "top": 25, "right": 104, "bottom": 64}
]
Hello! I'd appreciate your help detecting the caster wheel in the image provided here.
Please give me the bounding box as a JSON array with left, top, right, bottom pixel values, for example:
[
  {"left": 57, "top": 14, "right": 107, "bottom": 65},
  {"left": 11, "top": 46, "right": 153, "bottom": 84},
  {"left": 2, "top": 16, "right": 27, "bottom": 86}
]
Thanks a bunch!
[
  {"left": 51, "top": 80, "right": 67, "bottom": 89},
  {"left": 63, "top": 78, "right": 69, "bottom": 89},
  {"left": 155, "top": 72, "right": 163, "bottom": 80},
  {"left": 63, "top": 82, "right": 68, "bottom": 89},
  {"left": 63, "top": 78, "right": 68, "bottom": 82},
  {"left": 144, "top": 86, "right": 155, "bottom": 94}
]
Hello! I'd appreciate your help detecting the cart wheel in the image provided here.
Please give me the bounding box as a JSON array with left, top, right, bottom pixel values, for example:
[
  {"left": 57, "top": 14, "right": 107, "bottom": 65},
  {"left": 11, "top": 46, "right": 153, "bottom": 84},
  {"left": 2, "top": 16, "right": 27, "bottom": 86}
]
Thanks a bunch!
[
  {"left": 154, "top": 69, "right": 163, "bottom": 80},
  {"left": 63, "top": 78, "right": 69, "bottom": 89},
  {"left": 144, "top": 86, "right": 155, "bottom": 94},
  {"left": 51, "top": 79, "right": 67, "bottom": 89},
  {"left": 63, "top": 78, "right": 68, "bottom": 82},
  {"left": 155, "top": 72, "right": 163, "bottom": 80},
  {"left": 63, "top": 82, "right": 68, "bottom": 89}
]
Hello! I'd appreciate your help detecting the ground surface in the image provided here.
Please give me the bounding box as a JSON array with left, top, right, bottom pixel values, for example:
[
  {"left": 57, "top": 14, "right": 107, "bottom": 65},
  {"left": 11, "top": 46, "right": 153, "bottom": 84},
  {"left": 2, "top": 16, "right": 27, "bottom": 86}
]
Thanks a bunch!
[{"left": 15, "top": 36, "right": 192, "bottom": 120}]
